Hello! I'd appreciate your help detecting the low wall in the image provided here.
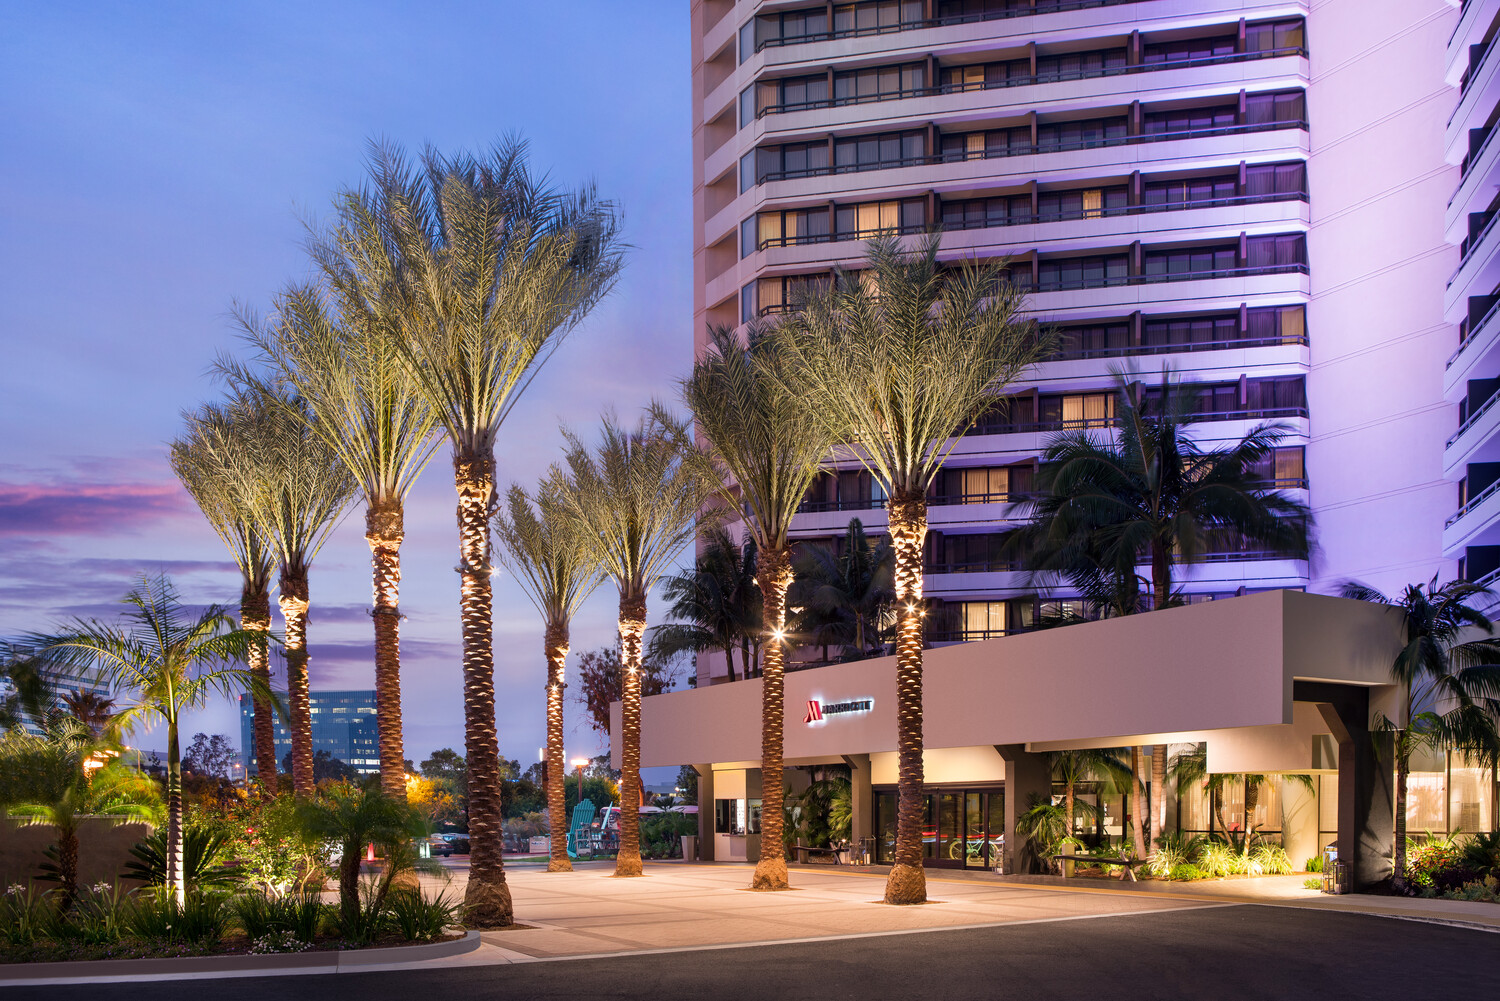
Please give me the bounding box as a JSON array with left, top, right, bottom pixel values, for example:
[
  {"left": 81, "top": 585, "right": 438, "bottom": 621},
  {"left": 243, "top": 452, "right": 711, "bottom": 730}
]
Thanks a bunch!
[{"left": 0, "top": 816, "right": 154, "bottom": 890}]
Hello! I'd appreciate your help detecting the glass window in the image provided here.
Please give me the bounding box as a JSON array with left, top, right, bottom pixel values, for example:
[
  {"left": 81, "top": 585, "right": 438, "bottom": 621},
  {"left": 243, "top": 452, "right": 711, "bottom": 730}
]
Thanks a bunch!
[
  {"left": 1246, "top": 234, "right": 1307, "bottom": 268},
  {"left": 1245, "top": 90, "right": 1306, "bottom": 125},
  {"left": 1245, "top": 161, "right": 1307, "bottom": 196},
  {"left": 1246, "top": 18, "right": 1305, "bottom": 53},
  {"left": 740, "top": 217, "right": 756, "bottom": 259},
  {"left": 740, "top": 150, "right": 757, "bottom": 193},
  {"left": 740, "top": 282, "right": 757, "bottom": 324},
  {"left": 1144, "top": 104, "right": 1237, "bottom": 136},
  {"left": 1143, "top": 34, "right": 1235, "bottom": 64}
]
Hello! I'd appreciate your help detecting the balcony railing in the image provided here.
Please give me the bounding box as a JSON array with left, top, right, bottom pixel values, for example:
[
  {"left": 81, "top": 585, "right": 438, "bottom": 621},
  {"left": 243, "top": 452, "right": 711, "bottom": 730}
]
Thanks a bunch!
[
  {"left": 1447, "top": 474, "right": 1500, "bottom": 528},
  {"left": 754, "top": 0, "right": 1146, "bottom": 52},
  {"left": 796, "top": 497, "right": 886, "bottom": 513},
  {"left": 757, "top": 119, "right": 1308, "bottom": 185},
  {"left": 926, "top": 560, "right": 1026, "bottom": 574},
  {"left": 1448, "top": 298, "right": 1500, "bottom": 369},
  {"left": 1448, "top": 388, "right": 1500, "bottom": 448},
  {"left": 1459, "top": 124, "right": 1496, "bottom": 186},
  {"left": 966, "top": 406, "right": 1308, "bottom": 436},
  {"left": 755, "top": 191, "right": 1308, "bottom": 252},
  {"left": 794, "top": 491, "right": 1032, "bottom": 514},
  {"left": 759, "top": 47, "right": 1307, "bottom": 118},
  {"left": 1050, "top": 332, "right": 1308, "bottom": 363}
]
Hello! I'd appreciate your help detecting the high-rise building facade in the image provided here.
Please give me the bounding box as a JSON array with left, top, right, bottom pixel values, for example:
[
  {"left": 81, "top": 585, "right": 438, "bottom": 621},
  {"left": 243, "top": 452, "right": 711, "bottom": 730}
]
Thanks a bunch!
[
  {"left": 238, "top": 690, "right": 381, "bottom": 777},
  {"left": 1444, "top": 0, "right": 1500, "bottom": 586},
  {"left": 691, "top": 0, "right": 1458, "bottom": 683}
]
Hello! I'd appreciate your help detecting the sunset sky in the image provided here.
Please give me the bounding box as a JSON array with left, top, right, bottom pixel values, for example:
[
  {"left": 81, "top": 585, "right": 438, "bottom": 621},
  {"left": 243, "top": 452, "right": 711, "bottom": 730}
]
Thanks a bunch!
[{"left": 0, "top": 1, "right": 692, "bottom": 771}]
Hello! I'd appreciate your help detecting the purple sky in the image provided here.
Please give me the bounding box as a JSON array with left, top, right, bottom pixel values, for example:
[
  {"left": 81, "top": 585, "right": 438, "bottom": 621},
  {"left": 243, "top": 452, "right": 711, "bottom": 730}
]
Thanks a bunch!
[{"left": 0, "top": 2, "right": 693, "bottom": 771}]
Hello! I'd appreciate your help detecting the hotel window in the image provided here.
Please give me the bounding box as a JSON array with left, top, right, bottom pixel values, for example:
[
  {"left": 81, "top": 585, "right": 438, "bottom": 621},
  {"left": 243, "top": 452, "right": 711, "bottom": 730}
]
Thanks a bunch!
[
  {"left": 1245, "top": 18, "right": 1306, "bottom": 54},
  {"left": 754, "top": 273, "right": 832, "bottom": 316},
  {"left": 940, "top": 126, "right": 1030, "bottom": 161},
  {"left": 1036, "top": 186, "right": 1127, "bottom": 220},
  {"left": 1244, "top": 162, "right": 1307, "bottom": 197},
  {"left": 1037, "top": 254, "right": 1128, "bottom": 290},
  {"left": 935, "top": 464, "right": 1032, "bottom": 502},
  {"left": 834, "top": 198, "right": 925, "bottom": 239},
  {"left": 751, "top": 207, "right": 831, "bottom": 252},
  {"left": 935, "top": 532, "right": 1011, "bottom": 572},
  {"left": 1039, "top": 392, "right": 1115, "bottom": 428},
  {"left": 1251, "top": 446, "right": 1306, "bottom": 487},
  {"left": 833, "top": 130, "right": 926, "bottom": 172},
  {"left": 740, "top": 150, "right": 757, "bottom": 193},
  {"left": 1142, "top": 174, "right": 1236, "bottom": 206},
  {"left": 1244, "top": 376, "right": 1306, "bottom": 412},
  {"left": 1246, "top": 304, "right": 1307, "bottom": 343},
  {"left": 1245, "top": 234, "right": 1307, "bottom": 269},
  {"left": 754, "top": 140, "right": 832, "bottom": 184},
  {"left": 1142, "top": 34, "right": 1235, "bottom": 64},
  {"left": 745, "top": 7, "right": 830, "bottom": 59},
  {"left": 740, "top": 281, "right": 757, "bottom": 324},
  {"left": 1143, "top": 245, "right": 1236, "bottom": 277},
  {"left": 1034, "top": 48, "right": 1127, "bottom": 81},
  {"left": 937, "top": 0, "right": 1028, "bottom": 19},
  {"left": 957, "top": 601, "right": 1007, "bottom": 639},
  {"left": 1036, "top": 116, "right": 1128, "bottom": 150},
  {"left": 1144, "top": 104, "right": 1236, "bottom": 136},
  {"left": 1142, "top": 314, "right": 1237, "bottom": 347},
  {"left": 756, "top": 73, "right": 830, "bottom": 116},
  {"left": 832, "top": 0, "right": 924, "bottom": 34},
  {"left": 941, "top": 194, "right": 1032, "bottom": 229},
  {"left": 1244, "top": 89, "right": 1306, "bottom": 125},
  {"left": 1057, "top": 321, "right": 1130, "bottom": 355},
  {"left": 834, "top": 63, "right": 926, "bottom": 102},
  {"left": 939, "top": 60, "right": 1027, "bottom": 90}
]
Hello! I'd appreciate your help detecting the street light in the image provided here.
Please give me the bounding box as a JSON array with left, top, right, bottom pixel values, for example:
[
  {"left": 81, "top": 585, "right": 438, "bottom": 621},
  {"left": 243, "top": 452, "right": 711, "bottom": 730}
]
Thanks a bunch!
[{"left": 571, "top": 756, "right": 589, "bottom": 800}]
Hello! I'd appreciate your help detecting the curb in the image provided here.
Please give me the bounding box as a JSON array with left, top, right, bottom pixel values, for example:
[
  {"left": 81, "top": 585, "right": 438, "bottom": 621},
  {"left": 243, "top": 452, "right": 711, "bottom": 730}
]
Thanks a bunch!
[{"left": 0, "top": 929, "right": 482, "bottom": 984}]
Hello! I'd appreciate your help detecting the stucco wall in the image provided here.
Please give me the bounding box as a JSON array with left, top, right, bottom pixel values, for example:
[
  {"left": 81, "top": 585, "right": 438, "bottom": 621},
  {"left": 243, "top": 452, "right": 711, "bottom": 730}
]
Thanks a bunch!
[{"left": 0, "top": 816, "right": 154, "bottom": 890}]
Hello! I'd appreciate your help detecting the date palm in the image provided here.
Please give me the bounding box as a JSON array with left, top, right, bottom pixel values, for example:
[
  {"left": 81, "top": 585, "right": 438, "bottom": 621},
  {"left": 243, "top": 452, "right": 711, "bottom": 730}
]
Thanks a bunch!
[
  {"left": 353, "top": 139, "right": 622, "bottom": 926},
  {"left": 232, "top": 274, "right": 439, "bottom": 798},
  {"left": 35, "top": 574, "right": 268, "bottom": 905},
  {"left": 172, "top": 399, "right": 282, "bottom": 796},
  {"left": 493, "top": 476, "right": 605, "bottom": 873},
  {"left": 1338, "top": 577, "right": 1500, "bottom": 890},
  {"left": 223, "top": 380, "right": 356, "bottom": 797},
  {"left": 647, "top": 528, "right": 761, "bottom": 682},
  {"left": 775, "top": 234, "right": 1042, "bottom": 904},
  {"left": 670, "top": 324, "right": 836, "bottom": 891},
  {"left": 558, "top": 410, "right": 715, "bottom": 877}
]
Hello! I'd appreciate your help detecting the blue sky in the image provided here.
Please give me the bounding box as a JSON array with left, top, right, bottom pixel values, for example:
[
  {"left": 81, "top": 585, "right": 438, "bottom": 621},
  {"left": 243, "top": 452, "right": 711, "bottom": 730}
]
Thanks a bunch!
[{"left": 0, "top": 1, "right": 693, "bottom": 771}]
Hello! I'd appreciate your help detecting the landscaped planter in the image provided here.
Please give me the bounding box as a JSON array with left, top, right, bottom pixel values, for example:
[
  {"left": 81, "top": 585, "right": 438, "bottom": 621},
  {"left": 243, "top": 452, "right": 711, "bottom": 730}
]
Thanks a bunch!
[{"left": 0, "top": 929, "right": 480, "bottom": 982}]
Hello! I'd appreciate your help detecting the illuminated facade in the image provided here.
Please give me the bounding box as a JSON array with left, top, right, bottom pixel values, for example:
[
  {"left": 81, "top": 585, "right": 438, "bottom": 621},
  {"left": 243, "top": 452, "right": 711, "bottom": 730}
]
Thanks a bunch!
[{"left": 237, "top": 689, "right": 380, "bottom": 777}]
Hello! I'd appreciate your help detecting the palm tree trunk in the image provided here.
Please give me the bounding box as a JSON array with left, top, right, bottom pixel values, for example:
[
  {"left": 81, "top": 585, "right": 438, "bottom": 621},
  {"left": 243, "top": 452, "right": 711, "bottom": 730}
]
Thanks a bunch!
[
  {"left": 752, "top": 547, "right": 794, "bottom": 891},
  {"left": 1151, "top": 744, "right": 1167, "bottom": 847},
  {"left": 241, "top": 585, "right": 277, "bottom": 800},
  {"left": 1065, "top": 779, "right": 1076, "bottom": 839},
  {"left": 1393, "top": 738, "right": 1410, "bottom": 892},
  {"left": 616, "top": 590, "right": 648, "bottom": 877},
  {"left": 1129, "top": 747, "right": 1146, "bottom": 858},
  {"left": 1244, "top": 777, "right": 1258, "bottom": 844},
  {"left": 368, "top": 504, "right": 407, "bottom": 800},
  {"left": 724, "top": 642, "right": 736, "bottom": 683},
  {"left": 166, "top": 718, "right": 185, "bottom": 906},
  {"left": 453, "top": 451, "right": 512, "bottom": 926},
  {"left": 340, "top": 841, "right": 361, "bottom": 923},
  {"left": 885, "top": 491, "right": 928, "bottom": 906},
  {"left": 1151, "top": 539, "right": 1172, "bottom": 610},
  {"left": 279, "top": 569, "right": 315, "bottom": 798},
  {"left": 57, "top": 826, "right": 79, "bottom": 912},
  {"left": 545, "top": 621, "right": 572, "bottom": 873}
]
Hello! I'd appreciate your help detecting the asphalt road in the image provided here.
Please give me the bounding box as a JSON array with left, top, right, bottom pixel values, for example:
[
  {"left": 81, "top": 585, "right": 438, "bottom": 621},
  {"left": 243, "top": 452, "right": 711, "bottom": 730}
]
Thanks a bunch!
[{"left": 15, "top": 905, "right": 1498, "bottom": 1001}]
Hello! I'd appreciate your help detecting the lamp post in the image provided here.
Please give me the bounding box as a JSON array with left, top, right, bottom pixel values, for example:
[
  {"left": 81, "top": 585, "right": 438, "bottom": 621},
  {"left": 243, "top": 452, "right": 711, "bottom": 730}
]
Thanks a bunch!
[{"left": 571, "top": 756, "right": 589, "bottom": 806}]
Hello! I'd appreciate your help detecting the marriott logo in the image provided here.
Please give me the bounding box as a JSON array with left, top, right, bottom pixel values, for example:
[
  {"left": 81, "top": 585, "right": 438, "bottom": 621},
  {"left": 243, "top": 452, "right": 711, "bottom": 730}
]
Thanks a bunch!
[{"left": 804, "top": 698, "right": 874, "bottom": 724}]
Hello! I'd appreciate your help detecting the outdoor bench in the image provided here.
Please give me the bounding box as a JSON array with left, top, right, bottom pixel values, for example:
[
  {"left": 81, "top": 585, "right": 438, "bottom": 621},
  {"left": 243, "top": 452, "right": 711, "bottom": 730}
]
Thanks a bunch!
[
  {"left": 792, "top": 844, "right": 845, "bottom": 865},
  {"left": 1052, "top": 852, "right": 1153, "bottom": 881}
]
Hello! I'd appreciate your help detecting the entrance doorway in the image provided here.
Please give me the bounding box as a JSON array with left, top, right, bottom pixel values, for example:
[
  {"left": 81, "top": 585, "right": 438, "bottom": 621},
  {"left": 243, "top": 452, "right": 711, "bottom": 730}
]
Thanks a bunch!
[{"left": 874, "top": 787, "right": 1004, "bottom": 869}]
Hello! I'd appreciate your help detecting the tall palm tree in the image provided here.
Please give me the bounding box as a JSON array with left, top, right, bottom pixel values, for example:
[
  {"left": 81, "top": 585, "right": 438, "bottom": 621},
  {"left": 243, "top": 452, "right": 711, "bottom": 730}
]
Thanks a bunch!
[
  {"left": 788, "top": 518, "right": 895, "bottom": 661},
  {"left": 171, "top": 401, "right": 281, "bottom": 796},
  {"left": 559, "top": 410, "right": 715, "bottom": 877},
  {"left": 775, "top": 234, "right": 1042, "bottom": 904},
  {"left": 224, "top": 381, "right": 355, "bottom": 798},
  {"left": 347, "top": 139, "right": 621, "bottom": 927},
  {"left": 231, "top": 273, "right": 439, "bottom": 798},
  {"left": 493, "top": 477, "right": 605, "bottom": 873},
  {"left": 672, "top": 324, "right": 837, "bottom": 892},
  {"left": 1017, "top": 371, "right": 1314, "bottom": 848},
  {"left": 647, "top": 528, "right": 760, "bottom": 681},
  {"left": 1338, "top": 577, "right": 1500, "bottom": 890},
  {"left": 35, "top": 574, "right": 268, "bottom": 905},
  {"left": 1051, "top": 747, "right": 1132, "bottom": 841}
]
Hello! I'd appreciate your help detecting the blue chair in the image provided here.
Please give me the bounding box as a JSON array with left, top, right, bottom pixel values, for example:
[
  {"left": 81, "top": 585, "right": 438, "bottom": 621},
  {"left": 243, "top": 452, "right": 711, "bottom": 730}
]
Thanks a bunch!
[{"left": 566, "top": 798, "right": 596, "bottom": 858}]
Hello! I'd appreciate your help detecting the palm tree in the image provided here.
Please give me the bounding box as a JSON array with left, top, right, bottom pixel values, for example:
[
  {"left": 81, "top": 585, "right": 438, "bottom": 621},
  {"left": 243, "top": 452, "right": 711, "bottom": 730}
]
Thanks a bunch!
[
  {"left": 558, "top": 410, "right": 715, "bottom": 877},
  {"left": 1017, "top": 371, "right": 1314, "bottom": 848},
  {"left": 35, "top": 574, "right": 268, "bottom": 905},
  {"left": 231, "top": 271, "right": 439, "bottom": 799},
  {"left": 1051, "top": 747, "right": 1132, "bottom": 841},
  {"left": 346, "top": 139, "right": 621, "bottom": 927},
  {"left": 293, "top": 783, "right": 426, "bottom": 925},
  {"left": 61, "top": 688, "right": 116, "bottom": 738},
  {"left": 224, "top": 381, "right": 355, "bottom": 798},
  {"left": 0, "top": 715, "right": 159, "bottom": 910},
  {"left": 1338, "top": 577, "right": 1500, "bottom": 890},
  {"left": 647, "top": 527, "right": 760, "bottom": 682},
  {"left": 172, "top": 401, "right": 281, "bottom": 796},
  {"left": 788, "top": 518, "right": 895, "bottom": 662},
  {"left": 672, "top": 324, "right": 837, "bottom": 892},
  {"left": 775, "top": 235, "right": 1042, "bottom": 904},
  {"left": 493, "top": 477, "right": 605, "bottom": 873}
]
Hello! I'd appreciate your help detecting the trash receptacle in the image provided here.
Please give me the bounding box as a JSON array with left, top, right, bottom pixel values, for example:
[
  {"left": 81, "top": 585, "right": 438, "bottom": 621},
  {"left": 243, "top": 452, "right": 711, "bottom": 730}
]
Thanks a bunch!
[{"left": 681, "top": 834, "right": 696, "bottom": 861}]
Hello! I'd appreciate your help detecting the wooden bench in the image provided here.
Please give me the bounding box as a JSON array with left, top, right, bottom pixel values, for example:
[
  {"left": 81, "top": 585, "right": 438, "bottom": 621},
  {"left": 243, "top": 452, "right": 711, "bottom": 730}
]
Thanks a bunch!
[
  {"left": 1052, "top": 852, "right": 1153, "bottom": 882},
  {"left": 792, "top": 844, "right": 845, "bottom": 865}
]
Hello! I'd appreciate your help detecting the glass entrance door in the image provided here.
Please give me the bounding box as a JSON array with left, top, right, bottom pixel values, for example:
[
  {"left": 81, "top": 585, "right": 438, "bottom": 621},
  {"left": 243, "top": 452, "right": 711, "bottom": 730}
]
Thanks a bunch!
[{"left": 874, "top": 787, "right": 1004, "bottom": 867}]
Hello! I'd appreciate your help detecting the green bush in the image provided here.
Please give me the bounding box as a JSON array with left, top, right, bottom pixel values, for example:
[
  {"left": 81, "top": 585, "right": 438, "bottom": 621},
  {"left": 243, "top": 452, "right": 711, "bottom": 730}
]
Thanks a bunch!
[
  {"left": 123, "top": 827, "right": 243, "bottom": 890},
  {"left": 125, "top": 890, "right": 232, "bottom": 945},
  {"left": 1305, "top": 855, "right": 1323, "bottom": 873},
  {"left": 1168, "top": 864, "right": 1206, "bottom": 881},
  {"left": 1406, "top": 833, "right": 1479, "bottom": 893},
  {"left": 1460, "top": 832, "right": 1500, "bottom": 876},
  {"left": 384, "top": 889, "right": 459, "bottom": 941},
  {"left": 232, "top": 890, "right": 325, "bottom": 941},
  {"left": 1303, "top": 877, "right": 1323, "bottom": 890},
  {"left": 0, "top": 884, "right": 45, "bottom": 946},
  {"left": 640, "top": 813, "right": 697, "bottom": 860},
  {"left": 1250, "top": 844, "right": 1294, "bottom": 875},
  {"left": 1195, "top": 841, "right": 1241, "bottom": 878},
  {"left": 38, "top": 883, "right": 129, "bottom": 945},
  {"left": 1439, "top": 875, "right": 1499, "bottom": 903}
]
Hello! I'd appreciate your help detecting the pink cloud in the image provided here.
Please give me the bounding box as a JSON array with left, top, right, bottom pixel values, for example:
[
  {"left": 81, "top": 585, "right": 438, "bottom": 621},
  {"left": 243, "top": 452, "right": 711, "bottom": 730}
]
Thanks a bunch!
[{"left": 0, "top": 480, "right": 191, "bottom": 535}]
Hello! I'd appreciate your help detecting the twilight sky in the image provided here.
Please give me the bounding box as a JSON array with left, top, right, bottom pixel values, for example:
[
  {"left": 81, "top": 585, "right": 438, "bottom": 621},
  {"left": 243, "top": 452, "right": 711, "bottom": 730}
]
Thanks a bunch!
[{"left": 0, "top": 1, "right": 693, "bottom": 771}]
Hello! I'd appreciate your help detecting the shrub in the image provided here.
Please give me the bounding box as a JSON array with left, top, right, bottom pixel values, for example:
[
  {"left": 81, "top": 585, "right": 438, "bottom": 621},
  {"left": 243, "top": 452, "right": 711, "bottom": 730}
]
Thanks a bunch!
[
  {"left": 1440, "top": 875, "right": 1499, "bottom": 903},
  {"left": 1250, "top": 844, "right": 1294, "bottom": 876},
  {"left": 232, "top": 889, "right": 325, "bottom": 941},
  {"left": 0, "top": 884, "right": 45, "bottom": 946},
  {"left": 640, "top": 813, "right": 697, "bottom": 859},
  {"left": 41, "top": 883, "right": 129, "bottom": 945},
  {"left": 1303, "top": 877, "right": 1323, "bottom": 890},
  {"left": 384, "top": 889, "right": 459, "bottom": 941},
  {"left": 1460, "top": 832, "right": 1500, "bottom": 877},
  {"left": 1148, "top": 833, "right": 1206, "bottom": 878},
  {"left": 125, "top": 890, "right": 231, "bottom": 944},
  {"left": 123, "top": 827, "right": 243, "bottom": 890},
  {"left": 1407, "top": 833, "right": 1479, "bottom": 894},
  {"left": 1305, "top": 855, "right": 1323, "bottom": 873},
  {"left": 1168, "top": 864, "right": 1206, "bottom": 881}
]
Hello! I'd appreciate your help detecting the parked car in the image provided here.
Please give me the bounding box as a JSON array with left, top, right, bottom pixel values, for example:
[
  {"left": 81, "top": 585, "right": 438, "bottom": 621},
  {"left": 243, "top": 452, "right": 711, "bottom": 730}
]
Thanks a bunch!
[
  {"left": 427, "top": 834, "right": 456, "bottom": 857},
  {"left": 442, "top": 833, "right": 470, "bottom": 855}
]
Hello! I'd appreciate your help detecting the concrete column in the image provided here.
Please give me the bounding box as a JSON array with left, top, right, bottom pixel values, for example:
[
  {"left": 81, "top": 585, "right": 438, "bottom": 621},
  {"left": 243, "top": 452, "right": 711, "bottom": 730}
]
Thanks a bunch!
[
  {"left": 845, "top": 754, "right": 872, "bottom": 852},
  {"left": 746, "top": 767, "right": 763, "bottom": 863},
  {"left": 997, "top": 744, "right": 1051, "bottom": 874},
  {"left": 1295, "top": 681, "right": 1395, "bottom": 890},
  {"left": 696, "top": 765, "right": 715, "bottom": 861}
]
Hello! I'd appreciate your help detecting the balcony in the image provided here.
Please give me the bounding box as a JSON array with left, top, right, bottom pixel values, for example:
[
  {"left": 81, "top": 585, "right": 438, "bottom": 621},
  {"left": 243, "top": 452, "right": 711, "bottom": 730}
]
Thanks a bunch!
[
  {"left": 966, "top": 406, "right": 1308, "bottom": 438},
  {"left": 1443, "top": 475, "right": 1500, "bottom": 554},
  {"left": 1444, "top": 388, "right": 1500, "bottom": 476},
  {"left": 1447, "top": 32, "right": 1500, "bottom": 163},
  {"left": 1445, "top": 299, "right": 1500, "bottom": 397},
  {"left": 1448, "top": 123, "right": 1500, "bottom": 242},
  {"left": 1445, "top": 210, "right": 1500, "bottom": 320},
  {"left": 756, "top": 47, "right": 1307, "bottom": 120},
  {"left": 755, "top": 120, "right": 1308, "bottom": 186},
  {"left": 1048, "top": 332, "right": 1308, "bottom": 364}
]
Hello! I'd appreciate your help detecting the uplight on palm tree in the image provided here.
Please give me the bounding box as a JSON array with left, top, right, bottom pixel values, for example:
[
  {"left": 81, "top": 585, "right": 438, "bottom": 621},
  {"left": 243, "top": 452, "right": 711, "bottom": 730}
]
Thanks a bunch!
[
  {"left": 776, "top": 234, "right": 1042, "bottom": 904},
  {"left": 493, "top": 477, "right": 605, "bottom": 873},
  {"left": 345, "top": 139, "right": 620, "bottom": 927},
  {"left": 172, "top": 402, "right": 281, "bottom": 796},
  {"left": 673, "top": 323, "right": 837, "bottom": 891},
  {"left": 559, "top": 410, "right": 715, "bottom": 877},
  {"left": 1339, "top": 577, "right": 1500, "bottom": 890},
  {"left": 35, "top": 574, "right": 268, "bottom": 905},
  {"left": 234, "top": 270, "right": 439, "bottom": 798}
]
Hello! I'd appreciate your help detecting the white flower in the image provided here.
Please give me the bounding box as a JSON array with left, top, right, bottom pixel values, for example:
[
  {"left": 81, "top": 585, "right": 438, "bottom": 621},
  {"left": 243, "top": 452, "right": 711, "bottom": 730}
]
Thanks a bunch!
[{"left": 5, "top": 884, "right": 24, "bottom": 897}]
